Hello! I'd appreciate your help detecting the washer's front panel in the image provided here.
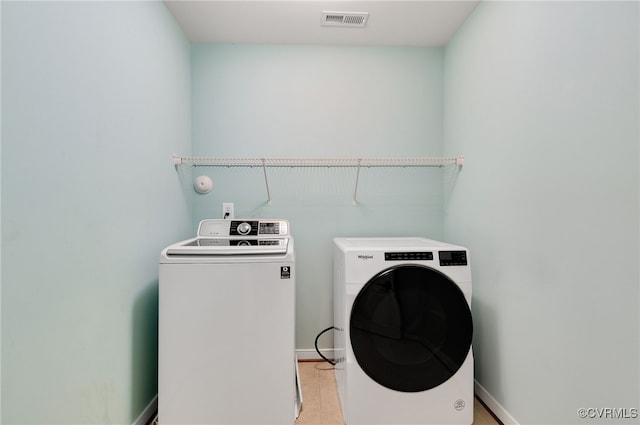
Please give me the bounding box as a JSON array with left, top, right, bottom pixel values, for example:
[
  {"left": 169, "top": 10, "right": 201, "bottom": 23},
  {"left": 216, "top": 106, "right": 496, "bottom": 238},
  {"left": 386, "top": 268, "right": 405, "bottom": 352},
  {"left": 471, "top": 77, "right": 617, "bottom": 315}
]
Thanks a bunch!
[{"left": 159, "top": 262, "right": 296, "bottom": 425}]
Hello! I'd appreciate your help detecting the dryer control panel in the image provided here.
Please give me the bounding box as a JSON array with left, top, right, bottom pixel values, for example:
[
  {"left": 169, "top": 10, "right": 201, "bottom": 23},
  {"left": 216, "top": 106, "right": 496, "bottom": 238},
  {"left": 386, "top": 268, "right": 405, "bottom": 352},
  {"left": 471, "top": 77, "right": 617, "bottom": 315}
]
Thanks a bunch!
[
  {"left": 385, "top": 252, "right": 434, "bottom": 261},
  {"left": 439, "top": 251, "right": 468, "bottom": 266},
  {"left": 383, "top": 250, "right": 468, "bottom": 266}
]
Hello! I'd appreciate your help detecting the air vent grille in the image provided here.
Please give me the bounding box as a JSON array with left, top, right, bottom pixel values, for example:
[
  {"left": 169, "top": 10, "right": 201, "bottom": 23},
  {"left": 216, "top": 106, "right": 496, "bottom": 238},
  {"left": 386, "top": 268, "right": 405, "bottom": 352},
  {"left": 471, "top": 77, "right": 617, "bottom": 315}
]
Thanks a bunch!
[{"left": 321, "top": 11, "right": 369, "bottom": 28}]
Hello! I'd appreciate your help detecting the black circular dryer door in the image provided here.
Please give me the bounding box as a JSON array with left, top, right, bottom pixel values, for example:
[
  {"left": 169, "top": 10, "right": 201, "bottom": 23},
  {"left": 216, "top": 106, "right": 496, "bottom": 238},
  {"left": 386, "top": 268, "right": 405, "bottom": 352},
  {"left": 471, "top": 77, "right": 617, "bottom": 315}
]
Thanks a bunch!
[{"left": 350, "top": 264, "right": 473, "bottom": 392}]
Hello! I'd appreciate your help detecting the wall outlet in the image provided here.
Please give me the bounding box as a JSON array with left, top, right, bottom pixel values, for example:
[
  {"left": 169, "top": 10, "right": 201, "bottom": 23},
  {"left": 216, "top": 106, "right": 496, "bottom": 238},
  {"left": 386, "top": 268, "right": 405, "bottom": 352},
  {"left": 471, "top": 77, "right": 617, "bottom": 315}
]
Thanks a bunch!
[{"left": 222, "top": 203, "right": 234, "bottom": 219}]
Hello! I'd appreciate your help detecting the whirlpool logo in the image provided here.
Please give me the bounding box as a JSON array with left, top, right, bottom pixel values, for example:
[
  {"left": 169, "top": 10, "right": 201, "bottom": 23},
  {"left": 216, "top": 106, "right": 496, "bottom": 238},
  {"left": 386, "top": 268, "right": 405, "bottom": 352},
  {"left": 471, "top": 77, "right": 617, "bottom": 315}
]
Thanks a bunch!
[{"left": 357, "top": 254, "right": 374, "bottom": 261}]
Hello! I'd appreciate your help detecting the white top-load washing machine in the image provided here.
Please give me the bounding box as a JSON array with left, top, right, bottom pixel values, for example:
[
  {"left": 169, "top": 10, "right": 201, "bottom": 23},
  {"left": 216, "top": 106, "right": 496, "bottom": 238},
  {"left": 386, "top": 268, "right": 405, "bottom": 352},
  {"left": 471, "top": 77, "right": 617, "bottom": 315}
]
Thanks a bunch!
[
  {"left": 333, "top": 237, "right": 473, "bottom": 425},
  {"left": 159, "top": 219, "right": 300, "bottom": 425}
]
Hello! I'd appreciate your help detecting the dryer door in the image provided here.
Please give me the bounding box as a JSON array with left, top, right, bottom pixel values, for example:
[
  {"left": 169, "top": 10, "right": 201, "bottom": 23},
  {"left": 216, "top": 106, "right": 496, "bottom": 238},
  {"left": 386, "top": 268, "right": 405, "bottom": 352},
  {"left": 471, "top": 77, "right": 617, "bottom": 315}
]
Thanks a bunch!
[{"left": 350, "top": 264, "right": 472, "bottom": 392}]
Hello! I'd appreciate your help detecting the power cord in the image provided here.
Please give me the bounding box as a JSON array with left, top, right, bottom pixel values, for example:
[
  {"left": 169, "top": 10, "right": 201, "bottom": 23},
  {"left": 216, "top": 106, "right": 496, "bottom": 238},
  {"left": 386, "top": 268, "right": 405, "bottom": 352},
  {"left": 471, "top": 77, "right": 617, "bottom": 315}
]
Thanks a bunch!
[{"left": 314, "top": 326, "right": 337, "bottom": 366}]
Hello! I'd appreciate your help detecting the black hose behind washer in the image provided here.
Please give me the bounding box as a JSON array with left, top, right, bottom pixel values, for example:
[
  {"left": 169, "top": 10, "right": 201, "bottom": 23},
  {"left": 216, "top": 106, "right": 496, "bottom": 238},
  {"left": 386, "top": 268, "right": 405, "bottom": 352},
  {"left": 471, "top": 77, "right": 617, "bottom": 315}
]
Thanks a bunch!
[{"left": 314, "top": 326, "right": 337, "bottom": 366}]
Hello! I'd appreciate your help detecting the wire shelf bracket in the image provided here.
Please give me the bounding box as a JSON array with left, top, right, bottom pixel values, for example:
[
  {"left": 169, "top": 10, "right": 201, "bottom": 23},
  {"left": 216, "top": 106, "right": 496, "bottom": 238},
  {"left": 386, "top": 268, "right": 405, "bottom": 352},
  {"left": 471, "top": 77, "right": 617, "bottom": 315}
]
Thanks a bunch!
[{"left": 172, "top": 155, "right": 464, "bottom": 206}]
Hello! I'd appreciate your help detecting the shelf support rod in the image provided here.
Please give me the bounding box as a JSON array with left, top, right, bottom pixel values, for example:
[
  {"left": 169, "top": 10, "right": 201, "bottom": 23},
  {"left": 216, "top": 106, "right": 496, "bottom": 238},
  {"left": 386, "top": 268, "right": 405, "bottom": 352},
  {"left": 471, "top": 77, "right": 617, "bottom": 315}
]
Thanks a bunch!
[
  {"left": 352, "top": 159, "right": 362, "bottom": 207},
  {"left": 262, "top": 159, "right": 272, "bottom": 206}
]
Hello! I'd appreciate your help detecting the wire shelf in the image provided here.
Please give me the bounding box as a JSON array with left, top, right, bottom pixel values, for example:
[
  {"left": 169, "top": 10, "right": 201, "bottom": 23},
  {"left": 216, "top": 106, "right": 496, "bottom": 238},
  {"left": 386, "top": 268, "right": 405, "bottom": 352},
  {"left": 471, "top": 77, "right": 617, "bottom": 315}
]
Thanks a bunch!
[
  {"left": 173, "top": 156, "right": 464, "bottom": 168},
  {"left": 172, "top": 155, "right": 464, "bottom": 206}
]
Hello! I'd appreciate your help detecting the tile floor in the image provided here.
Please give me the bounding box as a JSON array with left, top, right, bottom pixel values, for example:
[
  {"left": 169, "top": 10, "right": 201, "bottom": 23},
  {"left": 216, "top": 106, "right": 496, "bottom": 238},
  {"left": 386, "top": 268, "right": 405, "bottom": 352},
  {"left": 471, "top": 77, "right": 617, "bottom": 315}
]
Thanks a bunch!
[
  {"left": 295, "top": 361, "right": 501, "bottom": 425},
  {"left": 150, "top": 361, "right": 501, "bottom": 425}
]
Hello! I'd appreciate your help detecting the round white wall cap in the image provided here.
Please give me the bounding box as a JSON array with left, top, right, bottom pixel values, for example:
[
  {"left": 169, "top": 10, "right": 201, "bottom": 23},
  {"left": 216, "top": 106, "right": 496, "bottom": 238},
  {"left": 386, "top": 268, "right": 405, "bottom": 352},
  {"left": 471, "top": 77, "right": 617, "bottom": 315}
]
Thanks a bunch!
[{"left": 194, "top": 175, "right": 213, "bottom": 194}]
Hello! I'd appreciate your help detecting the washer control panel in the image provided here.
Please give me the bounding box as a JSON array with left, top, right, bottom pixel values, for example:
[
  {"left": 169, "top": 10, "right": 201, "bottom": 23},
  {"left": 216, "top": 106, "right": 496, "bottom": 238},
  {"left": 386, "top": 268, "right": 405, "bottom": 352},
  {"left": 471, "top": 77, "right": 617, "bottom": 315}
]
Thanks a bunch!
[{"left": 198, "top": 219, "right": 289, "bottom": 237}]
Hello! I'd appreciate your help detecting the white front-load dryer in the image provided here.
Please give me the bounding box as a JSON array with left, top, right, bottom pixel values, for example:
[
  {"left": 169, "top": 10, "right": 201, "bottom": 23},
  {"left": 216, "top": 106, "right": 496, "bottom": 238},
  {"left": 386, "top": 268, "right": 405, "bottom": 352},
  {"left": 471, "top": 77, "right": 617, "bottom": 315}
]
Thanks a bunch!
[{"left": 333, "top": 237, "right": 473, "bottom": 425}]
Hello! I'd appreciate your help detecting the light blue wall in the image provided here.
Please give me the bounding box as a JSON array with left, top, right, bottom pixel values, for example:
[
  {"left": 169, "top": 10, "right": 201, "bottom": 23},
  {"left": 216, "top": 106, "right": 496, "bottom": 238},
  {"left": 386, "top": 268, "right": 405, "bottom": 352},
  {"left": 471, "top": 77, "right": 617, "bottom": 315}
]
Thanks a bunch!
[
  {"left": 1, "top": 2, "right": 191, "bottom": 424},
  {"left": 3, "top": 2, "right": 638, "bottom": 423},
  {"left": 443, "top": 2, "right": 639, "bottom": 424},
  {"left": 190, "top": 44, "right": 446, "bottom": 349}
]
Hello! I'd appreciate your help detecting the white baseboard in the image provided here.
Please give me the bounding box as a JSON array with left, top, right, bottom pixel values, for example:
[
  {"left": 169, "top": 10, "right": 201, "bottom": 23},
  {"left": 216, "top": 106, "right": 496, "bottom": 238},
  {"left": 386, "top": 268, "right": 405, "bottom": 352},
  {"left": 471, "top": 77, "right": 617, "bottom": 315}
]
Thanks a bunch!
[
  {"left": 132, "top": 395, "right": 157, "bottom": 425},
  {"left": 474, "top": 380, "right": 519, "bottom": 425},
  {"left": 296, "top": 348, "right": 335, "bottom": 361}
]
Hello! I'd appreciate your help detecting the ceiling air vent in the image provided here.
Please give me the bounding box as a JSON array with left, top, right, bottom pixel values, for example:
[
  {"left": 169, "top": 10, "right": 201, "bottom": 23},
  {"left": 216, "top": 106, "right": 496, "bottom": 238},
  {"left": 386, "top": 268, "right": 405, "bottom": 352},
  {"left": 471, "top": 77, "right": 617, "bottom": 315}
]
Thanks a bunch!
[{"left": 321, "top": 11, "right": 369, "bottom": 28}]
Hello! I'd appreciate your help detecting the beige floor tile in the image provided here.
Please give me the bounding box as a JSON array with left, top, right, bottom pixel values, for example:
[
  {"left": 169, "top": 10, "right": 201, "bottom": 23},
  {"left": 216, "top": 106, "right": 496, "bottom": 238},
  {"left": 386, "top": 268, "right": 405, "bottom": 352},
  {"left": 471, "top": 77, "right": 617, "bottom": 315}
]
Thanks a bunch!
[
  {"left": 296, "top": 361, "right": 343, "bottom": 425},
  {"left": 296, "top": 362, "right": 323, "bottom": 424},
  {"left": 473, "top": 397, "right": 501, "bottom": 425},
  {"left": 296, "top": 361, "right": 500, "bottom": 425},
  {"left": 316, "top": 364, "right": 343, "bottom": 425}
]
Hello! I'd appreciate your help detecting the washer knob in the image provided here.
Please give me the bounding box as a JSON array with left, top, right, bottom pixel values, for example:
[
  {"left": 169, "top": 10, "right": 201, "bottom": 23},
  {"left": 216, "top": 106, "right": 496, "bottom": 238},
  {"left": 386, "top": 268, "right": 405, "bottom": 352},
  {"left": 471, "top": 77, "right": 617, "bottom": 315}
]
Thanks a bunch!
[{"left": 237, "top": 222, "right": 252, "bottom": 235}]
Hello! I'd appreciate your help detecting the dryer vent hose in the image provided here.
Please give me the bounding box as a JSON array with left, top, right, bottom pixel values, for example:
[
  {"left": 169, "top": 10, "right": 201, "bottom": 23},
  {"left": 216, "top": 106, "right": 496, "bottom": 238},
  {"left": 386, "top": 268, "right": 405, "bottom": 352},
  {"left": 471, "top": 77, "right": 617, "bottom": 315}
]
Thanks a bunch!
[{"left": 314, "top": 326, "right": 337, "bottom": 366}]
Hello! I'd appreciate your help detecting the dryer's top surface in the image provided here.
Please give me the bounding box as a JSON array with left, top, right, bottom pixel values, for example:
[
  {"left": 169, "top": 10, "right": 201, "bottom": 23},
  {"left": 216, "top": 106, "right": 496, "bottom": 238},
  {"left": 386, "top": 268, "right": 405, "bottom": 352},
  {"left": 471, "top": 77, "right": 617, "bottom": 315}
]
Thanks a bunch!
[{"left": 333, "top": 237, "right": 465, "bottom": 251}]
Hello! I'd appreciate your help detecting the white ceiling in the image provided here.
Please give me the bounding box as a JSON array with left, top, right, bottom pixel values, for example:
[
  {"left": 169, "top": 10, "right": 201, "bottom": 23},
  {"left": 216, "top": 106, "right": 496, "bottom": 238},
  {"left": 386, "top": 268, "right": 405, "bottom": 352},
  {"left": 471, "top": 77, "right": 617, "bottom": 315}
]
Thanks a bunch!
[{"left": 163, "top": 1, "right": 480, "bottom": 47}]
